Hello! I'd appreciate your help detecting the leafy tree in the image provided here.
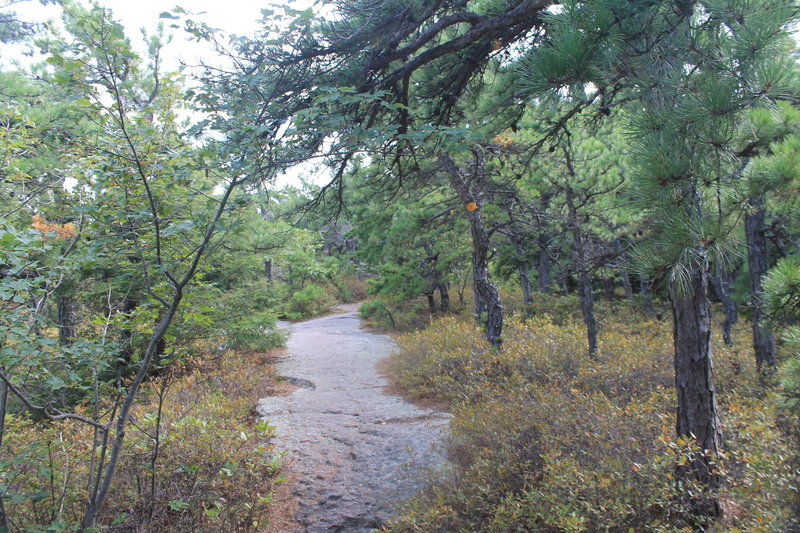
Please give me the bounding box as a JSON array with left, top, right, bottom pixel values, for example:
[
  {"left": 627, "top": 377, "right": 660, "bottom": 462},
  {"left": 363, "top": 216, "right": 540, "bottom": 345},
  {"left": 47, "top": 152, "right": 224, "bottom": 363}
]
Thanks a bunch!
[
  {"left": 350, "top": 179, "right": 467, "bottom": 319},
  {"left": 0, "top": 0, "right": 60, "bottom": 44},
  {"left": 0, "top": 3, "right": 328, "bottom": 527}
]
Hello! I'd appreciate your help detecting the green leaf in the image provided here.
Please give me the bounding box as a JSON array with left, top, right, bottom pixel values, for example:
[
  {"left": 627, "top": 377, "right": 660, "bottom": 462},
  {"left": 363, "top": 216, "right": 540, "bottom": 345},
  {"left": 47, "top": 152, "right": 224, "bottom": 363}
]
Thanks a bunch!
[
  {"left": 168, "top": 499, "right": 190, "bottom": 511},
  {"left": 46, "top": 376, "right": 66, "bottom": 390}
]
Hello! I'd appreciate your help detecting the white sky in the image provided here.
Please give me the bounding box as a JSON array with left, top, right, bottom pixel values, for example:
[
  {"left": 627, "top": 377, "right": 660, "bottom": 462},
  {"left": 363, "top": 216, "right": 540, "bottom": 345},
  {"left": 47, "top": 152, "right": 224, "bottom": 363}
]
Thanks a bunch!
[
  {"left": 4, "top": 0, "right": 279, "bottom": 69},
  {"left": 2, "top": 0, "right": 326, "bottom": 188}
]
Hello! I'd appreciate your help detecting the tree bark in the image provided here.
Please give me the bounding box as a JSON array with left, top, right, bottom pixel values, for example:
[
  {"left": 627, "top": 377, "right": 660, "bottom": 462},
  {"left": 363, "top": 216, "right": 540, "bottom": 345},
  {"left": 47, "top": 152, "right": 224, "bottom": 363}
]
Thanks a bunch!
[
  {"left": 426, "top": 291, "right": 437, "bottom": 313},
  {"left": 614, "top": 237, "right": 634, "bottom": 299},
  {"left": 602, "top": 276, "right": 616, "bottom": 300},
  {"left": 437, "top": 282, "right": 450, "bottom": 313},
  {"left": 264, "top": 258, "right": 273, "bottom": 282},
  {"left": 670, "top": 261, "right": 723, "bottom": 518},
  {"left": 422, "top": 242, "right": 444, "bottom": 314},
  {"left": 745, "top": 197, "right": 776, "bottom": 369},
  {"left": 441, "top": 151, "right": 503, "bottom": 346},
  {"left": 537, "top": 239, "right": 552, "bottom": 294},
  {"left": 708, "top": 264, "right": 738, "bottom": 346},
  {"left": 563, "top": 159, "right": 598, "bottom": 358},
  {"left": 0, "top": 379, "right": 9, "bottom": 532},
  {"left": 57, "top": 294, "right": 76, "bottom": 346},
  {"left": 513, "top": 238, "right": 533, "bottom": 317},
  {"left": 537, "top": 192, "right": 553, "bottom": 294},
  {"left": 640, "top": 276, "right": 654, "bottom": 312}
]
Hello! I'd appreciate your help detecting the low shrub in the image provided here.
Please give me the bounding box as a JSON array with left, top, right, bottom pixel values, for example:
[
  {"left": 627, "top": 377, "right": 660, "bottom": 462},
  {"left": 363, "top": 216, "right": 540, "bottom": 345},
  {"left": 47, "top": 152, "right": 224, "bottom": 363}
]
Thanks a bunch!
[
  {"left": 388, "top": 298, "right": 798, "bottom": 532},
  {"left": 359, "top": 297, "right": 430, "bottom": 331},
  {"left": 181, "top": 281, "right": 287, "bottom": 352},
  {"left": 331, "top": 275, "right": 369, "bottom": 303},
  {"left": 1, "top": 349, "right": 287, "bottom": 532},
  {"left": 284, "top": 283, "right": 335, "bottom": 320}
]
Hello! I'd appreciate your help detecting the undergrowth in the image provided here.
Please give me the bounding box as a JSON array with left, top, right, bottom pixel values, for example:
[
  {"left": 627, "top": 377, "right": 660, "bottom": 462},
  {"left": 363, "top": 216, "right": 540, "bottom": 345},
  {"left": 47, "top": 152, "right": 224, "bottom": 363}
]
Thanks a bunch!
[
  {"left": 2, "top": 348, "right": 286, "bottom": 532},
  {"left": 387, "top": 297, "right": 799, "bottom": 532}
]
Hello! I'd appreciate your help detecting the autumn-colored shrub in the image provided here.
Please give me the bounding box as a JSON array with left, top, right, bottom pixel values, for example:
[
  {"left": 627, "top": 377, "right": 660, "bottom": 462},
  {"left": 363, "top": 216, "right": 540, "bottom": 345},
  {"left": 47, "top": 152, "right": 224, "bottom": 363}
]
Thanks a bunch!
[
  {"left": 1, "top": 349, "right": 287, "bottom": 532},
  {"left": 331, "top": 275, "right": 369, "bottom": 303},
  {"left": 388, "top": 298, "right": 798, "bottom": 532}
]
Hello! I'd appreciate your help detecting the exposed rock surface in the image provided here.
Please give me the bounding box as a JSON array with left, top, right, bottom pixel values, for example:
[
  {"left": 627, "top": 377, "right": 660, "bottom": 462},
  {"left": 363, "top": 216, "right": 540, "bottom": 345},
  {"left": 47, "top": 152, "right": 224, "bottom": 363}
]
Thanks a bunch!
[{"left": 257, "top": 305, "right": 450, "bottom": 532}]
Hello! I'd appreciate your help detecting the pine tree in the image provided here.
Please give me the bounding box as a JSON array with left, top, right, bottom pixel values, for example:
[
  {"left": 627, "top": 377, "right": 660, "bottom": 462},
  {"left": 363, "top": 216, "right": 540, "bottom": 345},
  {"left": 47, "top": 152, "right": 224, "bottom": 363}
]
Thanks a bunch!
[{"left": 518, "top": 0, "right": 798, "bottom": 519}]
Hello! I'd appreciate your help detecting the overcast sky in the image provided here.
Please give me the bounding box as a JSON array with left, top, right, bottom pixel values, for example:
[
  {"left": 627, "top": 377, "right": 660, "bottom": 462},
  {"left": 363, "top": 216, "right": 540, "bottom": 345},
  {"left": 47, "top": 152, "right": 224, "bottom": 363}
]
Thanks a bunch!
[
  {"left": 3, "top": 0, "right": 284, "bottom": 69},
  {"left": 2, "top": 0, "right": 326, "bottom": 188}
]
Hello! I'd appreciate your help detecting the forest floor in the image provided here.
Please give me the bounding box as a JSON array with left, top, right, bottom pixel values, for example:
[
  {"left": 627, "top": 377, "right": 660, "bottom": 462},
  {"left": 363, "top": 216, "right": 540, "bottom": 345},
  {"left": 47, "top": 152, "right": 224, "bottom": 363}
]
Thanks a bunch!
[{"left": 256, "top": 304, "right": 451, "bottom": 532}]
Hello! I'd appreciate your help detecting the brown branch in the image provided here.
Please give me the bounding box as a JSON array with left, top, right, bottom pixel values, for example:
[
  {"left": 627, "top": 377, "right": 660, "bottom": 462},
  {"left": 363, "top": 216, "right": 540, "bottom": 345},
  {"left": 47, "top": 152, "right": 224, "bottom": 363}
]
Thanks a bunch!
[
  {"left": 377, "top": 0, "right": 551, "bottom": 88},
  {"left": 0, "top": 371, "right": 108, "bottom": 431}
]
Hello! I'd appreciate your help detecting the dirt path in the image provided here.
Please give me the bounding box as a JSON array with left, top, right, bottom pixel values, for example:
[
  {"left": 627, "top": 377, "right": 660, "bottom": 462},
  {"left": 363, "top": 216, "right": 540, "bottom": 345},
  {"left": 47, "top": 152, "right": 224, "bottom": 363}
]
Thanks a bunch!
[{"left": 256, "top": 304, "right": 450, "bottom": 532}]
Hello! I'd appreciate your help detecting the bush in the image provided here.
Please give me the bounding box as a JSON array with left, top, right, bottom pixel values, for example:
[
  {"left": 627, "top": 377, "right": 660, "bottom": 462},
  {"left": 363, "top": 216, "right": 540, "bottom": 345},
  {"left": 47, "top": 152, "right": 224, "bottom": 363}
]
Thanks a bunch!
[
  {"left": 181, "top": 281, "right": 287, "bottom": 353},
  {"left": 284, "top": 283, "right": 334, "bottom": 320},
  {"left": 331, "top": 275, "right": 369, "bottom": 303},
  {"left": 1, "top": 350, "right": 287, "bottom": 532},
  {"left": 359, "top": 297, "right": 430, "bottom": 331},
  {"left": 388, "top": 298, "right": 798, "bottom": 532}
]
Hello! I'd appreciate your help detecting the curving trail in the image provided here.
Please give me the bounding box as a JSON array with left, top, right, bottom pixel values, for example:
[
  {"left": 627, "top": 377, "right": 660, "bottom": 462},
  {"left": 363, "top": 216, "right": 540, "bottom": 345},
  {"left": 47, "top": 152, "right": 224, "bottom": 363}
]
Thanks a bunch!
[{"left": 256, "top": 304, "right": 450, "bottom": 533}]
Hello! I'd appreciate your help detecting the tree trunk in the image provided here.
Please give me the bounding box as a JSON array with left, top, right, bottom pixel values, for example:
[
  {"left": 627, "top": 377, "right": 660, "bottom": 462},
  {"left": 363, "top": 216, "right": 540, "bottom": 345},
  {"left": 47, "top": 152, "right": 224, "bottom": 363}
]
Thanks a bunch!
[
  {"left": 564, "top": 170, "right": 598, "bottom": 358},
  {"left": 537, "top": 192, "right": 553, "bottom": 294},
  {"left": 426, "top": 291, "right": 437, "bottom": 313},
  {"left": 520, "top": 264, "right": 533, "bottom": 317},
  {"left": 745, "top": 198, "right": 776, "bottom": 369},
  {"left": 603, "top": 277, "right": 616, "bottom": 300},
  {"left": 57, "top": 294, "right": 76, "bottom": 346},
  {"left": 640, "top": 276, "right": 654, "bottom": 312},
  {"left": 0, "top": 379, "right": 9, "bottom": 532},
  {"left": 578, "top": 270, "right": 598, "bottom": 357},
  {"left": 437, "top": 282, "right": 450, "bottom": 313},
  {"left": 513, "top": 239, "right": 533, "bottom": 318},
  {"left": 670, "top": 261, "right": 723, "bottom": 518},
  {"left": 264, "top": 258, "right": 273, "bottom": 282},
  {"left": 441, "top": 151, "right": 503, "bottom": 346},
  {"left": 422, "top": 242, "right": 443, "bottom": 314},
  {"left": 614, "top": 237, "right": 634, "bottom": 299},
  {"left": 708, "top": 264, "right": 738, "bottom": 346},
  {"left": 537, "top": 242, "right": 551, "bottom": 294}
]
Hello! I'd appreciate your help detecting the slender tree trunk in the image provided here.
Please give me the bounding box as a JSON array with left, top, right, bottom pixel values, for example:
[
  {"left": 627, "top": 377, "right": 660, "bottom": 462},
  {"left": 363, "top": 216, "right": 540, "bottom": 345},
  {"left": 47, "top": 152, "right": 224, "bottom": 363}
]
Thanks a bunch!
[
  {"left": 57, "top": 294, "right": 76, "bottom": 346},
  {"left": 537, "top": 192, "right": 553, "bottom": 294},
  {"left": 119, "top": 295, "right": 137, "bottom": 365},
  {"left": 745, "top": 197, "right": 776, "bottom": 369},
  {"left": 578, "top": 270, "right": 598, "bottom": 357},
  {"left": 640, "top": 276, "right": 654, "bottom": 312},
  {"left": 563, "top": 158, "right": 598, "bottom": 358},
  {"left": 426, "top": 291, "right": 437, "bottom": 313},
  {"left": 520, "top": 264, "right": 533, "bottom": 316},
  {"left": 603, "top": 277, "right": 616, "bottom": 300},
  {"left": 458, "top": 269, "right": 469, "bottom": 307},
  {"left": 670, "top": 260, "right": 723, "bottom": 518},
  {"left": 537, "top": 241, "right": 551, "bottom": 294},
  {"left": 513, "top": 239, "right": 533, "bottom": 317},
  {"left": 441, "top": 152, "right": 503, "bottom": 346},
  {"left": 264, "top": 258, "right": 273, "bottom": 282},
  {"left": 709, "top": 265, "right": 738, "bottom": 346},
  {"left": 437, "top": 282, "right": 450, "bottom": 313},
  {"left": 0, "top": 379, "right": 9, "bottom": 532},
  {"left": 422, "top": 242, "right": 443, "bottom": 314},
  {"left": 614, "top": 237, "right": 633, "bottom": 299}
]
